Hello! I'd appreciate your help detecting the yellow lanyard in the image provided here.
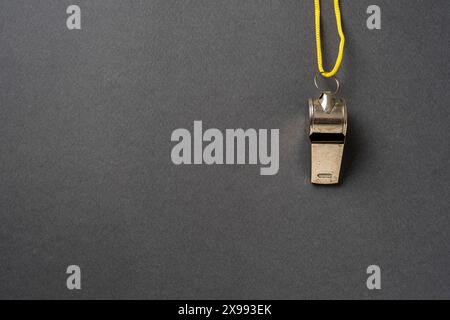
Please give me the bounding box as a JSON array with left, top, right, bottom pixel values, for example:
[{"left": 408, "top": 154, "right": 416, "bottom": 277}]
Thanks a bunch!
[{"left": 314, "top": 0, "right": 345, "bottom": 78}]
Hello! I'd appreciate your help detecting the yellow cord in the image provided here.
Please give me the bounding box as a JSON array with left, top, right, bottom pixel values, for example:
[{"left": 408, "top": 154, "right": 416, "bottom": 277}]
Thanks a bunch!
[{"left": 314, "top": 0, "right": 345, "bottom": 77}]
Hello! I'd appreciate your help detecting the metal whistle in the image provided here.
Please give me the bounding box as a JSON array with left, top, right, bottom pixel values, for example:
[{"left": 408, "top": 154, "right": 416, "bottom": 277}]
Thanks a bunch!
[{"left": 308, "top": 77, "right": 347, "bottom": 184}]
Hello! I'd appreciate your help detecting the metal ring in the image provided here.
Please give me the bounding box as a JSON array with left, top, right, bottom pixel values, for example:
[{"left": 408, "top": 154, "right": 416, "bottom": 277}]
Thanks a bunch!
[{"left": 314, "top": 73, "right": 340, "bottom": 95}]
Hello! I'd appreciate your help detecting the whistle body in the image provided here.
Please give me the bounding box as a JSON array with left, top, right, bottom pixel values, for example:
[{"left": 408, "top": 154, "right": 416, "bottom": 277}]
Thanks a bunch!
[{"left": 308, "top": 92, "right": 347, "bottom": 184}]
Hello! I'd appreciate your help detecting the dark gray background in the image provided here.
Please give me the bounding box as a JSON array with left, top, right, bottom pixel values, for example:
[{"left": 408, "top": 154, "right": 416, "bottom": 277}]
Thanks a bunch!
[{"left": 0, "top": 0, "right": 449, "bottom": 299}]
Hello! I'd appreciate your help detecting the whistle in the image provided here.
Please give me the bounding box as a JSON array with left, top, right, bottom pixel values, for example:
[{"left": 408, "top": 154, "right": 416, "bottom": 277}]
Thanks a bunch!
[{"left": 308, "top": 90, "right": 347, "bottom": 184}]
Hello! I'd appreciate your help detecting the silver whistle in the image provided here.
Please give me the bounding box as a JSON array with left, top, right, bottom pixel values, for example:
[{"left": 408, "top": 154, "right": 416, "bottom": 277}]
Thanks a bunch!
[{"left": 308, "top": 77, "right": 347, "bottom": 184}]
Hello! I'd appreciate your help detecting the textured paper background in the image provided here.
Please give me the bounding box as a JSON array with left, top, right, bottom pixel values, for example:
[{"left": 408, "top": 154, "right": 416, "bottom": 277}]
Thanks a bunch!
[{"left": 0, "top": 0, "right": 449, "bottom": 299}]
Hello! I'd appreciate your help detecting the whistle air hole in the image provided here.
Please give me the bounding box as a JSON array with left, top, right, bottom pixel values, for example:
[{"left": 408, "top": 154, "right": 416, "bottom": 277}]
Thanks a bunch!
[{"left": 309, "top": 133, "right": 345, "bottom": 143}]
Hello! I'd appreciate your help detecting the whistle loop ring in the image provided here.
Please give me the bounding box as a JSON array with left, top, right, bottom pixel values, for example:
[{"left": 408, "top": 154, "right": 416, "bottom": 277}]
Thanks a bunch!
[{"left": 314, "top": 73, "right": 340, "bottom": 95}]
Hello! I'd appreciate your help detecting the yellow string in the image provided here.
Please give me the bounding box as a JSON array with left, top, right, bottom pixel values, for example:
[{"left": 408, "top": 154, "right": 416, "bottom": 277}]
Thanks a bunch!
[{"left": 314, "top": 0, "right": 345, "bottom": 77}]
